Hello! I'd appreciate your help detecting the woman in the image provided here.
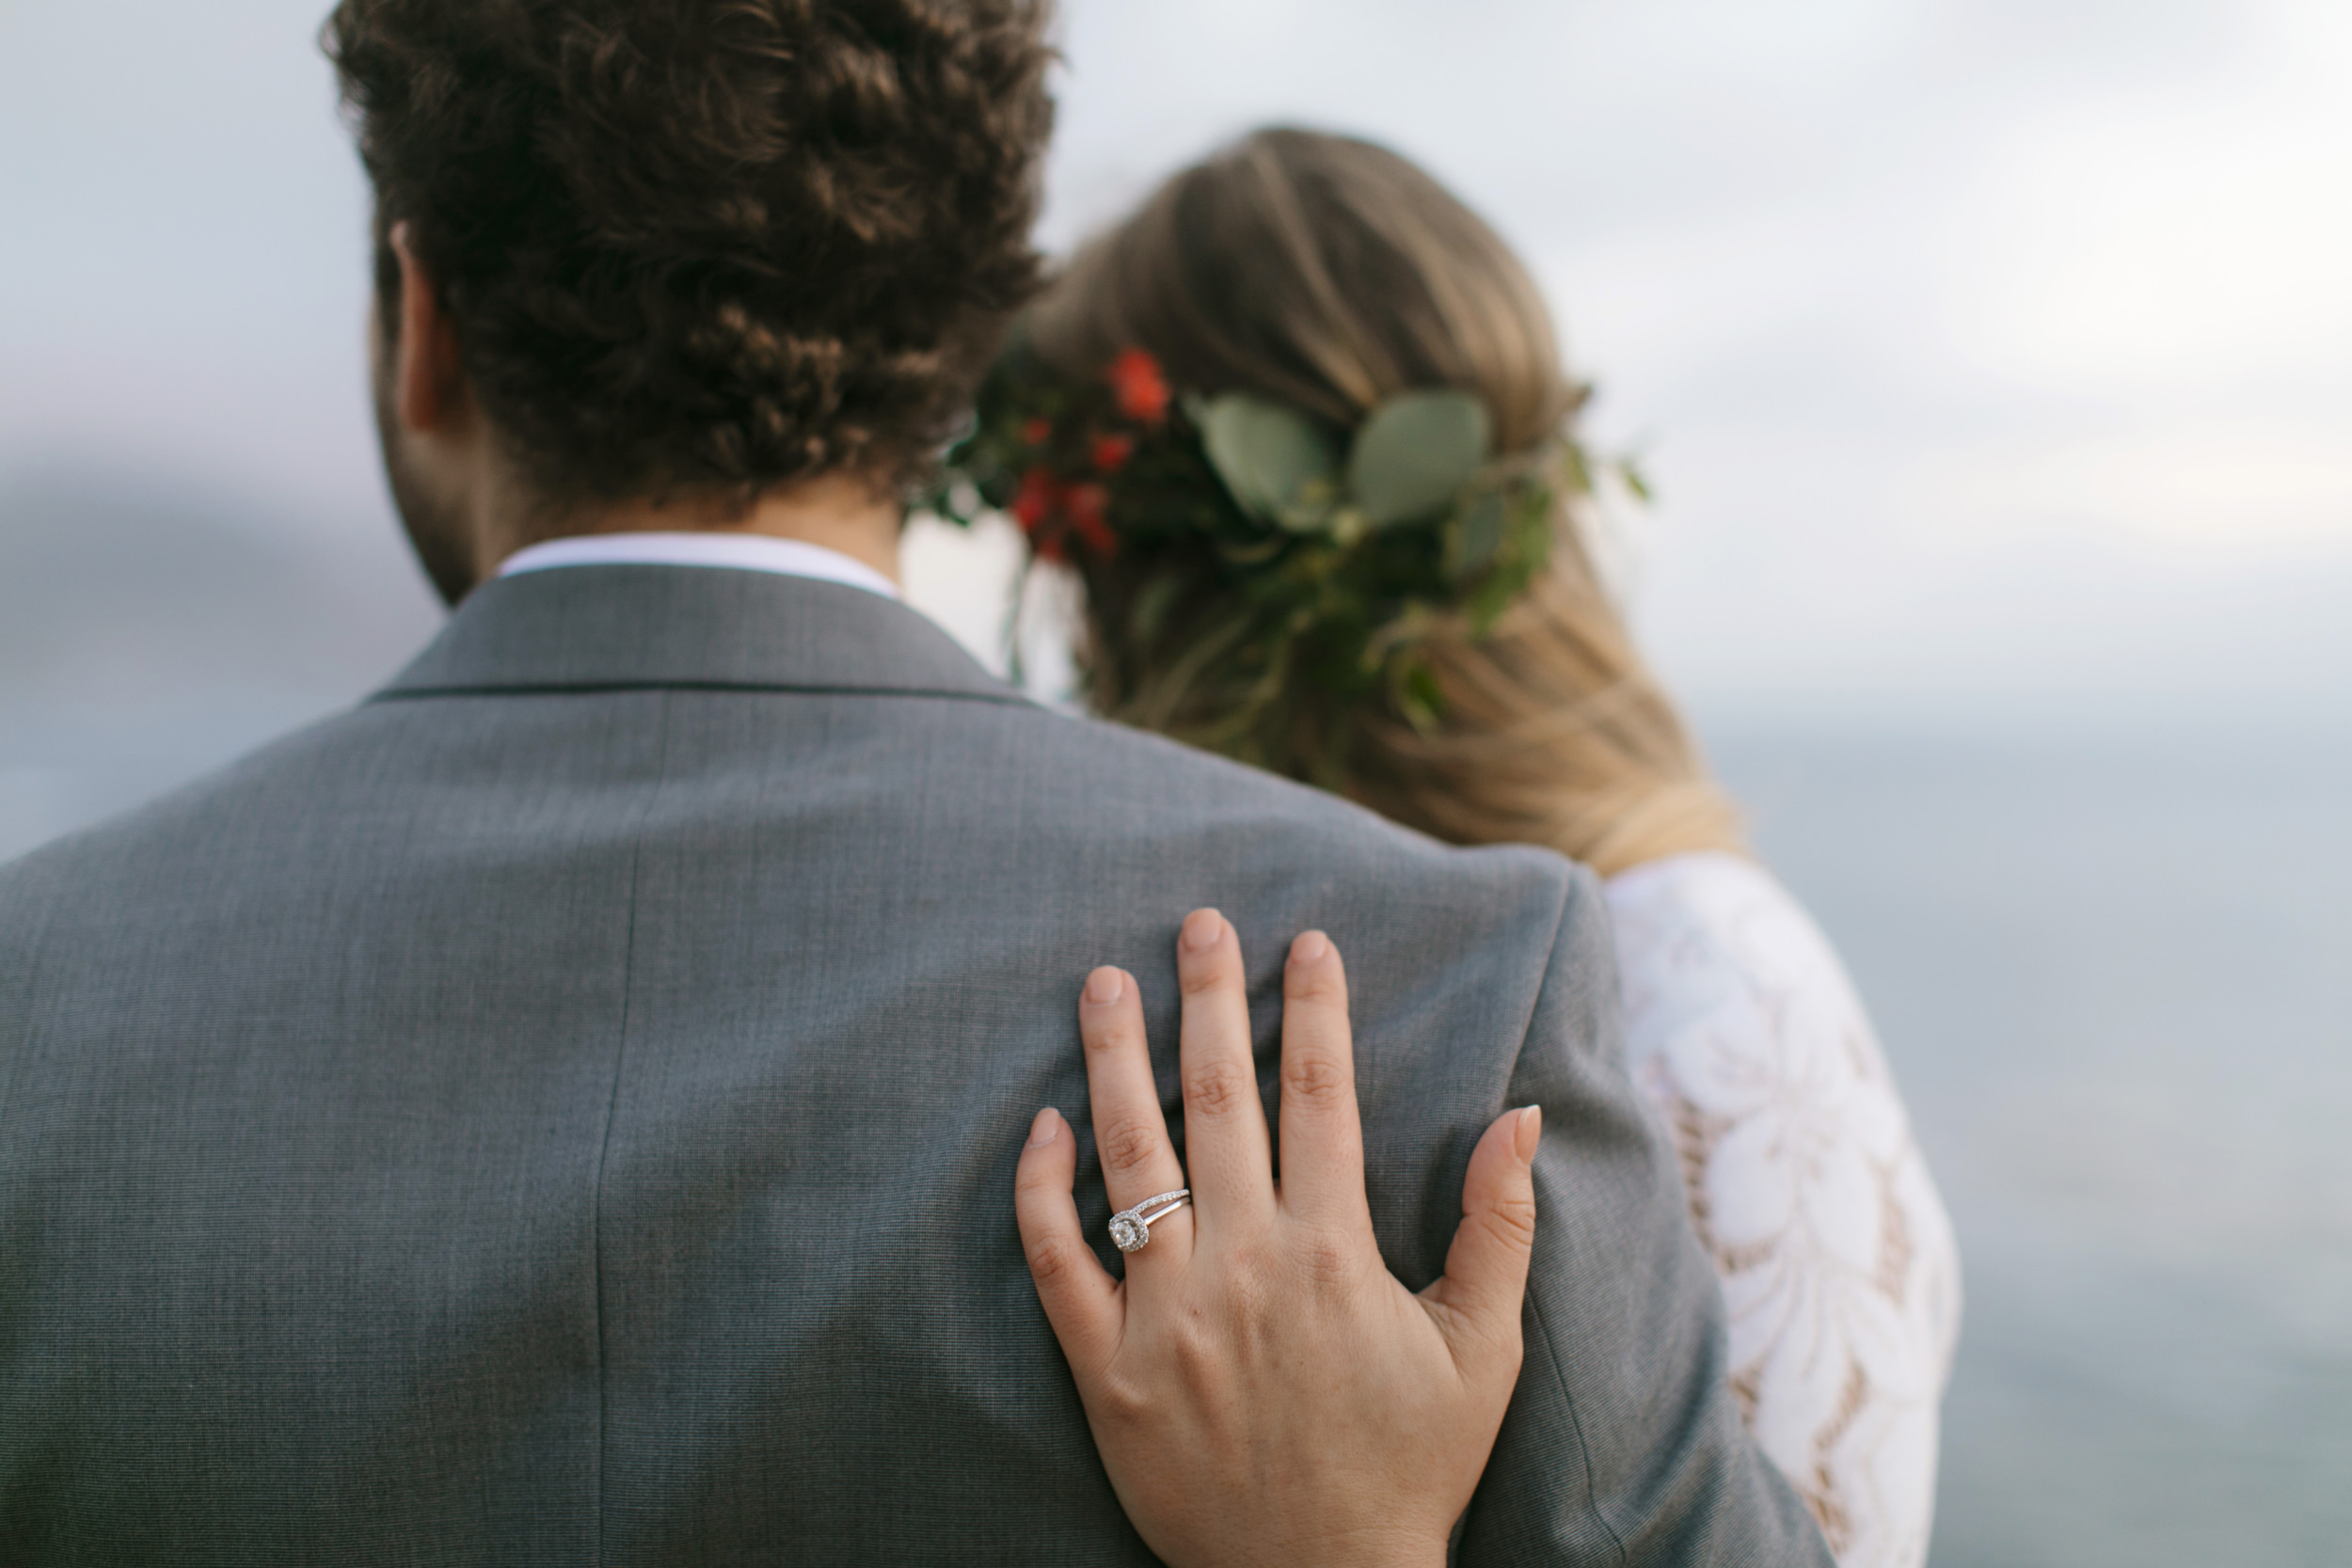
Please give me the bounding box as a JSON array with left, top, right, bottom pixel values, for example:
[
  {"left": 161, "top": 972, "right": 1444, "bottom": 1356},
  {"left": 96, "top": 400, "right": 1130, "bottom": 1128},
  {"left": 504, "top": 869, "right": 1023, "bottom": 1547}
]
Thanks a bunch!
[{"left": 957, "top": 128, "right": 1961, "bottom": 1568}]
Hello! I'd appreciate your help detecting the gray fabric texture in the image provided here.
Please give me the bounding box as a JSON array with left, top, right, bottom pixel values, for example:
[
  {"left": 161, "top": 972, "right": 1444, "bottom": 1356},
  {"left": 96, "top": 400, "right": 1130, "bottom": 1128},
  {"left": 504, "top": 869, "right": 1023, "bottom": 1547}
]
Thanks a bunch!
[{"left": 0, "top": 565, "right": 1832, "bottom": 1566}]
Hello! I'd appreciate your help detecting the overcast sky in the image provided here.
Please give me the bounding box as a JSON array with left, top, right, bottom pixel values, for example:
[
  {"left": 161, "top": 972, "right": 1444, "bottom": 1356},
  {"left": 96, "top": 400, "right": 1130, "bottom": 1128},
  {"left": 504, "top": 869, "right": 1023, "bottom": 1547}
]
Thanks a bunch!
[{"left": 3, "top": 0, "right": 2347, "bottom": 721}]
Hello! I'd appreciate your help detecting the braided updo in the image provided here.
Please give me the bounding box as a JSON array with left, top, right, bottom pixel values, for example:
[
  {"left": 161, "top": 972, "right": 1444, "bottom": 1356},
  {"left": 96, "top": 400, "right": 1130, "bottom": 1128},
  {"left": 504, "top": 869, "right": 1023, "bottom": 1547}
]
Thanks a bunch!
[{"left": 1031, "top": 129, "right": 1746, "bottom": 877}]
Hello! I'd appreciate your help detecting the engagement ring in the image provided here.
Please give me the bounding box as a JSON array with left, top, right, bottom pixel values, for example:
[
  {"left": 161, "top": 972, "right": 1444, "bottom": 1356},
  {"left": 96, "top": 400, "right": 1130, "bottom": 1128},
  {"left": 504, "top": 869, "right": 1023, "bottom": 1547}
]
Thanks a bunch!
[{"left": 1107, "top": 1189, "right": 1191, "bottom": 1254}]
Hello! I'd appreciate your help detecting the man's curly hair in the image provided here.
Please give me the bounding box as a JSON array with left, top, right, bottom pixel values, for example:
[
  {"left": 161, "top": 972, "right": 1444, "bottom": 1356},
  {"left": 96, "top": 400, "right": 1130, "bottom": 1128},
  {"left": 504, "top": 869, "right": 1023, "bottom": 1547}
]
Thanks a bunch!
[{"left": 324, "top": 0, "right": 1057, "bottom": 508}]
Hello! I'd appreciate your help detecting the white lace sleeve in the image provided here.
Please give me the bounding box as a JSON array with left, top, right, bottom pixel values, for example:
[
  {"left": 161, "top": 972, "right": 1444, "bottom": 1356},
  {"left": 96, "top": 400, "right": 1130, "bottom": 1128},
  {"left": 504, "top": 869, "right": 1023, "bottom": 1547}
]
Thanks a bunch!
[{"left": 1603, "top": 852, "right": 1961, "bottom": 1568}]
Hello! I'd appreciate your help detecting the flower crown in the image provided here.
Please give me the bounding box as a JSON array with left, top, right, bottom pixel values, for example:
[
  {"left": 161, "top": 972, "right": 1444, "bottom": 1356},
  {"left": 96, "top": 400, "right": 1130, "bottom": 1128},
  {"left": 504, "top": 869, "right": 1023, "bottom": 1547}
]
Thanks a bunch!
[{"left": 926, "top": 336, "right": 1641, "bottom": 777}]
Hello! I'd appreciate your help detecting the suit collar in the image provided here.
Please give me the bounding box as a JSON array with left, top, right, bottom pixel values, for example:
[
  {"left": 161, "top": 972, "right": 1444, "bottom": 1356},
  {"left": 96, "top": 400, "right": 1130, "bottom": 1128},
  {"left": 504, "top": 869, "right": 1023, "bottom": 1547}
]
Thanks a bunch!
[{"left": 376, "top": 563, "right": 1024, "bottom": 705}]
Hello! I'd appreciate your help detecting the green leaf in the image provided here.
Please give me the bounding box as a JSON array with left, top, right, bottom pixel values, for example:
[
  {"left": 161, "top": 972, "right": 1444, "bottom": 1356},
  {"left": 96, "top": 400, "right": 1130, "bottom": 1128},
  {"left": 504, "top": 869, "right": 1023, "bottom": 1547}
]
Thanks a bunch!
[
  {"left": 1559, "top": 442, "right": 1593, "bottom": 496},
  {"left": 1465, "top": 561, "right": 1530, "bottom": 634},
  {"left": 1346, "top": 390, "right": 1493, "bottom": 529},
  {"left": 1396, "top": 659, "right": 1447, "bottom": 735},
  {"left": 1198, "top": 394, "right": 1341, "bottom": 528},
  {"left": 1447, "top": 493, "right": 1507, "bottom": 581}
]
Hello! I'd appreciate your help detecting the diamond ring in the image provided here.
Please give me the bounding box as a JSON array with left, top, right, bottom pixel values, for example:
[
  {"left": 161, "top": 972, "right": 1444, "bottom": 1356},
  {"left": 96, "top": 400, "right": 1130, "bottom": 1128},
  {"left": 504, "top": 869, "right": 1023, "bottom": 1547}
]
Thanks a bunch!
[{"left": 1107, "top": 1189, "right": 1191, "bottom": 1254}]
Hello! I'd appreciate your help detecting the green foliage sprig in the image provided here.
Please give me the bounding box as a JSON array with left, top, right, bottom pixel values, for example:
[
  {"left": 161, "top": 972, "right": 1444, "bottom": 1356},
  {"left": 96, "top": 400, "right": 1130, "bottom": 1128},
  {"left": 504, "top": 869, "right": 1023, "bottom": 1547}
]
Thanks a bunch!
[{"left": 924, "top": 335, "right": 1643, "bottom": 784}]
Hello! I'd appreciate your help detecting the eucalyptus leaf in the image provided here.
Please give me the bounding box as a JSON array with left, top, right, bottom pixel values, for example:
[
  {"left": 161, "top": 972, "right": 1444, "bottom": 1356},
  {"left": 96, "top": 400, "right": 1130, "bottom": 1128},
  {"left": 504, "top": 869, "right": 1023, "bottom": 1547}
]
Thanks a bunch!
[
  {"left": 1447, "top": 493, "right": 1507, "bottom": 582},
  {"left": 1346, "top": 390, "right": 1493, "bottom": 529},
  {"left": 1199, "top": 394, "right": 1341, "bottom": 527}
]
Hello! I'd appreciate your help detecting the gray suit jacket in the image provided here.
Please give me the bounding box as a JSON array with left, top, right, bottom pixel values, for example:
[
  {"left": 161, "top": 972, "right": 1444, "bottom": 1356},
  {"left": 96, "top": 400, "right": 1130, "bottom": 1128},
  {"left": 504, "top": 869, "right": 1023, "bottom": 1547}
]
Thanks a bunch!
[{"left": 0, "top": 565, "right": 1829, "bottom": 1565}]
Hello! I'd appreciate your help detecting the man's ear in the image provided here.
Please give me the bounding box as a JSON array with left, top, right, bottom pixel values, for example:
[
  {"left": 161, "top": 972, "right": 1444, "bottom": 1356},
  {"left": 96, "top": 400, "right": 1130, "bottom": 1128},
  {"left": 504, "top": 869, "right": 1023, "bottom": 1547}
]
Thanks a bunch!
[{"left": 389, "top": 221, "right": 468, "bottom": 436}]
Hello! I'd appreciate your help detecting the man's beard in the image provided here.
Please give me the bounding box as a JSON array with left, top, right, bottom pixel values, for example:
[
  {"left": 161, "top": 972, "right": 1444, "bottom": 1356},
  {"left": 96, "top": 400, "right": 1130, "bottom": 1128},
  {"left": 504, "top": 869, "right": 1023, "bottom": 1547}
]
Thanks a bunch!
[{"left": 372, "top": 356, "right": 478, "bottom": 609}]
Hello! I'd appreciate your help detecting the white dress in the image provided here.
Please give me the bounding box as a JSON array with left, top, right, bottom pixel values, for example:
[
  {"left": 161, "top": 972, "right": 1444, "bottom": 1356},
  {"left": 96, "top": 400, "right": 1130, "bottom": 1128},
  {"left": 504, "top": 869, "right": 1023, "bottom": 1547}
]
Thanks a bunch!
[{"left": 1604, "top": 851, "right": 1962, "bottom": 1568}]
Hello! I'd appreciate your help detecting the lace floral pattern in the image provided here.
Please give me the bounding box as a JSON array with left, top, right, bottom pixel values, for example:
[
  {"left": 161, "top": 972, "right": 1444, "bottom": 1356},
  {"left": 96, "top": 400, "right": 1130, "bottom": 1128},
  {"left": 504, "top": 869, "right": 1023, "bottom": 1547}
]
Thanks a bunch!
[{"left": 1605, "top": 852, "right": 1961, "bottom": 1568}]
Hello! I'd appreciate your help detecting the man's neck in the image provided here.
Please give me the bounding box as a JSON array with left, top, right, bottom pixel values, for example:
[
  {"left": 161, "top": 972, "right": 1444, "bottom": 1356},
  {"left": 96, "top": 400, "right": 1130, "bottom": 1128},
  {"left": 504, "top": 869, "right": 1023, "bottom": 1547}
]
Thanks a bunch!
[{"left": 488, "top": 473, "right": 902, "bottom": 587}]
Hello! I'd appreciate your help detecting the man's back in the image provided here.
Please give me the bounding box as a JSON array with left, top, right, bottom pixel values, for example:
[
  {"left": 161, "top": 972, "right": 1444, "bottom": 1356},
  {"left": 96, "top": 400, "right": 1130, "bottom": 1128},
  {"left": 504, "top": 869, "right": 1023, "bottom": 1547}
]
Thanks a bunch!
[{"left": 0, "top": 566, "right": 1820, "bottom": 1563}]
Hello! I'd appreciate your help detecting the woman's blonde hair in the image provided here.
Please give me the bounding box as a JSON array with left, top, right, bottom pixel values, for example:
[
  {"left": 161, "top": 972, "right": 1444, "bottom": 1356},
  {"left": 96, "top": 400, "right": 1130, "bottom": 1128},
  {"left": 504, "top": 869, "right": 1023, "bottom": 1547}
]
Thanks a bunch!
[{"left": 1028, "top": 127, "right": 1743, "bottom": 877}]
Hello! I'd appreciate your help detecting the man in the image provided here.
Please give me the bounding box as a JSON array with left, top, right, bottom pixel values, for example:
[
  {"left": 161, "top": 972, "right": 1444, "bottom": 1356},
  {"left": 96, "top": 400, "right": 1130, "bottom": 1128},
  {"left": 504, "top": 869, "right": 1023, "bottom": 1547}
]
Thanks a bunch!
[{"left": 0, "top": 2, "right": 1828, "bottom": 1561}]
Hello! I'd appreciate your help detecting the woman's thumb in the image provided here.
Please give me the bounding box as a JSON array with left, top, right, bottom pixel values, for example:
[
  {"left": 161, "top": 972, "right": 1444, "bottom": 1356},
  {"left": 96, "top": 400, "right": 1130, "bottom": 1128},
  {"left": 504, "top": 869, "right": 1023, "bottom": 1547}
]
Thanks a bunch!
[{"left": 1421, "top": 1105, "right": 1540, "bottom": 1373}]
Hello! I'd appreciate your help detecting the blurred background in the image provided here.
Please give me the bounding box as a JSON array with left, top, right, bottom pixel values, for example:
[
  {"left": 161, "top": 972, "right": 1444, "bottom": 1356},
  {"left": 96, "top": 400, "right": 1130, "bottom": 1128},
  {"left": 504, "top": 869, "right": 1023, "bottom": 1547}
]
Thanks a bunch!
[{"left": 3, "top": 2, "right": 2346, "bottom": 1561}]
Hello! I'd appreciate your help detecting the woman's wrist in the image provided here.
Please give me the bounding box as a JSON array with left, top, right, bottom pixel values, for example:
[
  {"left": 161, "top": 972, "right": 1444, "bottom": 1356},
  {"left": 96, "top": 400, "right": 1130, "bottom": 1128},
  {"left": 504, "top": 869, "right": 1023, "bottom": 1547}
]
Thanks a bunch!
[{"left": 1285, "top": 1525, "right": 1448, "bottom": 1568}]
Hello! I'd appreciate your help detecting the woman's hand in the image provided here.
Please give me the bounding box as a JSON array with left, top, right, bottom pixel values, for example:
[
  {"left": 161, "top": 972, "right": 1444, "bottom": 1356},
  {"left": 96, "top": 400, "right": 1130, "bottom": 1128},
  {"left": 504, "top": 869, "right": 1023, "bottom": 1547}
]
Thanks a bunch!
[{"left": 1014, "top": 909, "right": 1542, "bottom": 1568}]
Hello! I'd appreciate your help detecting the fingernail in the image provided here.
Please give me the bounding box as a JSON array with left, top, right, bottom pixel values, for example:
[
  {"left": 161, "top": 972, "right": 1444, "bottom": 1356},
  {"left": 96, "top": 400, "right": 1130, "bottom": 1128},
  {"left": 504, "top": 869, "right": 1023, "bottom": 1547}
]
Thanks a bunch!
[
  {"left": 1028, "top": 1106, "right": 1062, "bottom": 1147},
  {"left": 1083, "top": 967, "right": 1123, "bottom": 1006},
  {"left": 1290, "top": 930, "right": 1330, "bottom": 964},
  {"left": 1515, "top": 1105, "right": 1542, "bottom": 1162},
  {"left": 1180, "top": 909, "right": 1222, "bottom": 953}
]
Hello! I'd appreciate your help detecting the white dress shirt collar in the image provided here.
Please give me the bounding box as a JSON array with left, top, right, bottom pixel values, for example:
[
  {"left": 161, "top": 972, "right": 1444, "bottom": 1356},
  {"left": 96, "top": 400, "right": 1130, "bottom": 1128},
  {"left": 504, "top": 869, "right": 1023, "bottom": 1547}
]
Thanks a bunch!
[{"left": 497, "top": 531, "right": 900, "bottom": 601}]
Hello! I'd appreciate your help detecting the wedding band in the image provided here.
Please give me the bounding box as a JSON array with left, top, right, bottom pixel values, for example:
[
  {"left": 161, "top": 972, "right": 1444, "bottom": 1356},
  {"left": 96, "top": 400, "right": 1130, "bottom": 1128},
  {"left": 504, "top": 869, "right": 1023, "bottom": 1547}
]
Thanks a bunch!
[{"left": 1107, "top": 1189, "right": 1191, "bottom": 1254}]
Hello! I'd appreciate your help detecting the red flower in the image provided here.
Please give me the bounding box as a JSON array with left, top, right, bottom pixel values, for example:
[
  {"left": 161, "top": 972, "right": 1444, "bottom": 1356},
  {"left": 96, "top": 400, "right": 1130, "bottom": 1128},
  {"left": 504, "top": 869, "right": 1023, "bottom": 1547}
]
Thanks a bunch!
[
  {"left": 1090, "top": 433, "right": 1136, "bottom": 474},
  {"left": 1106, "top": 348, "right": 1170, "bottom": 424},
  {"left": 1064, "top": 483, "right": 1117, "bottom": 559},
  {"left": 1021, "top": 417, "right": 1053, "bottom": 447},
  {"left": 1009, "top": 466, "right": 1060, "bottom": 534}
]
